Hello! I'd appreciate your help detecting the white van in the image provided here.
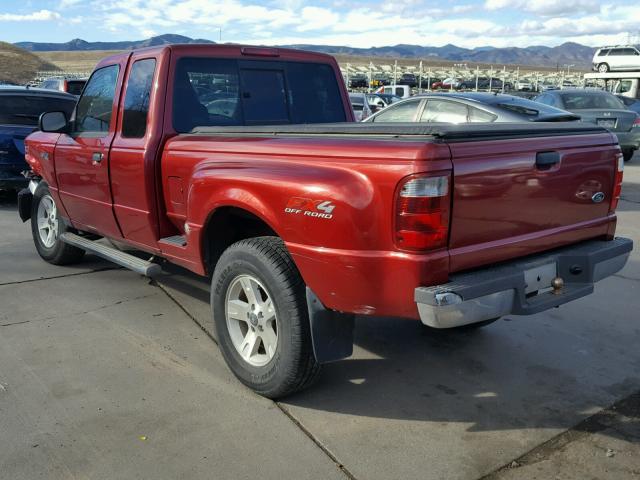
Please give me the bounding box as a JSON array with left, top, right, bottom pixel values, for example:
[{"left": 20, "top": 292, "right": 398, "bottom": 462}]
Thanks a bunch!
[
  {"left": 592, "top": 45, "right": 640, "bottom": 73},
  {"left": 374, "top": 85, "right": 411, "bottom": 98}
]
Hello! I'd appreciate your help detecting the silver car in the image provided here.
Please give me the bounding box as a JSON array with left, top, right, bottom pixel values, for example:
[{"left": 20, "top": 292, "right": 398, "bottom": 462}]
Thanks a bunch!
[{"left": 592, "top": 46, "right": 640, "bottom": 73}]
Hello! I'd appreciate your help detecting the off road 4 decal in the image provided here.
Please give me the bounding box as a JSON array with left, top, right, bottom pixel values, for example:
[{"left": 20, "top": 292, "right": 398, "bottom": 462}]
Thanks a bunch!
[{"left": 284, "top": 197, "right": 335, "bottom": 219}]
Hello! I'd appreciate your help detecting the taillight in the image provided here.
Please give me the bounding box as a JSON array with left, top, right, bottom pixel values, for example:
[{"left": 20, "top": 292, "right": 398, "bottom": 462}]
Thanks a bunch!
[
  {"left": 610, "top": 152, "right": 624, "bottom": 212},
  {"left": 633, "top": 116, "right": 640, "bottom": 128},
  {"left": 395, "top": 174, "right": 451, "bottom": 251}
]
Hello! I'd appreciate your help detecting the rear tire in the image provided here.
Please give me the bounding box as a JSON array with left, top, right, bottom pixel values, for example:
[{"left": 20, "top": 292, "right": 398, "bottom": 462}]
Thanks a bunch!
[
  {"left": 30, "top": 183, "right": 85, "bottom": 265},
  {"left": 211, "top": 236, "right": 320, "bottom": 399},
  {"left": 622, "top": 149, "right": 635, "bottom": 162},
  {"left": 598, "top": 63, "right": 610, "bottom": 73}
]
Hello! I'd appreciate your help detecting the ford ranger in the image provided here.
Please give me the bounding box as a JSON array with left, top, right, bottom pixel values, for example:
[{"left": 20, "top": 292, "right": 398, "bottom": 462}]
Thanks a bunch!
[{"left": 17, "top": 44, "right": 633, "bottom": 398}]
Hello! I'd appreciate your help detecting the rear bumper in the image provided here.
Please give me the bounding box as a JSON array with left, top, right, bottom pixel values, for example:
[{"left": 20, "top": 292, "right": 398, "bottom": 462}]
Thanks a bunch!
[{"left": 415, "top": 238, "right": 633, "bottom": 328}]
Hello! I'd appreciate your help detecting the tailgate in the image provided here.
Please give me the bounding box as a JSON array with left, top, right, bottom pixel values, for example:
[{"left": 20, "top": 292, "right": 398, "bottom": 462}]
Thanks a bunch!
[{"left": 447, "top": 131, "right": 618, "bottom": 272}]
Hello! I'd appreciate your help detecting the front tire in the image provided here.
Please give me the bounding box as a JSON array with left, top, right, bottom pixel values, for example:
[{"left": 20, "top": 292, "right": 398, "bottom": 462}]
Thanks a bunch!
[
  {"left": 31, "top": 184, "right": 85, "bottom": 265},
  {"left": 598, "top": 63, "right": 610, "bottom": 73},
  {"left": 211, "top": 236, "right": 320, "bottom": 398}
]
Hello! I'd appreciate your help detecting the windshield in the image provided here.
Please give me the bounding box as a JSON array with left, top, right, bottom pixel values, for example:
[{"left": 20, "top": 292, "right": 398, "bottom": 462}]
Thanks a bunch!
[
  {"left": 0, "top": 95, "right": 76, "bottom": 126},
  {"left": 560, "top": 92, "right": 624, "bottom": 110}
]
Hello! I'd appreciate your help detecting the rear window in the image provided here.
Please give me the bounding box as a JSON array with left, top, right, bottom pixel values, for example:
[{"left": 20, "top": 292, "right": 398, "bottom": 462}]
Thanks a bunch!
[
  {"left": 560, "top": 92, "right": 624, "bottom": 109},
  {"left": 173, "top": 58, "right": 346, "bottom": 132},
  {"left": 498, "top": 97, "right": 566, "bottom": 117},
  {"left": 0, "top": 94, "right": 75, "bottom": 126}
]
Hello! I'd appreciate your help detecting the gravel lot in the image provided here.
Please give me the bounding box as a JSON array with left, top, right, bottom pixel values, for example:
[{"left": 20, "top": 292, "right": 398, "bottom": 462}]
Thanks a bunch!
[{"left": 1, "top": 154, "right": 639, "bottom": 480}]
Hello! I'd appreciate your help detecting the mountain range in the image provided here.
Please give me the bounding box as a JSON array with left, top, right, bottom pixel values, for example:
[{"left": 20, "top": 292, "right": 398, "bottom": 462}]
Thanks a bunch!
[{"left": 15, "top": 34, "right": 597, "bottom": 68}]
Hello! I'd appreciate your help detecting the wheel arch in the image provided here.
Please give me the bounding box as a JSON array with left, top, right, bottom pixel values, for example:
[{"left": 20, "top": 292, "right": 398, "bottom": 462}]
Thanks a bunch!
[{"left": 200, "top": 205, "right": 282, "bottom": 276}]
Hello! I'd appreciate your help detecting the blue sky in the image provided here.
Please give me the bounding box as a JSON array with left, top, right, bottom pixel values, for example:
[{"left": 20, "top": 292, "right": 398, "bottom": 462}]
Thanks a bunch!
[{"left": 1, "top": 0, "right": 638, "bottom": 48}]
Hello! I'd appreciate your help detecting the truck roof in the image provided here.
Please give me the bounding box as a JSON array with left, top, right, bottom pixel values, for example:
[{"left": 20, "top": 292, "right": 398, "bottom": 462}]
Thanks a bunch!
[{"left": 96, "top": 43, "right": 338, "bottom": 67}]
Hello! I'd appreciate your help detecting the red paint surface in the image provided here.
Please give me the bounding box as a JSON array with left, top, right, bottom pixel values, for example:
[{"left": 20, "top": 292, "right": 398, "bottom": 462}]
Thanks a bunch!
[{"left": 25, "top": 44, "right": 621, "bottom": 320}]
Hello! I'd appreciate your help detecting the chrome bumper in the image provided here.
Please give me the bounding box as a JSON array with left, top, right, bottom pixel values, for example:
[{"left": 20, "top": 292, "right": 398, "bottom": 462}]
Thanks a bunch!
[{"left": 415, "top": 238, "right": 633, "bottom": 328}]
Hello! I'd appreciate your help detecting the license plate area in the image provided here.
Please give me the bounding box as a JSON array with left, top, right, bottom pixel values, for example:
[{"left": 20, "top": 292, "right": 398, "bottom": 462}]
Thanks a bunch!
[
  {"left": 596, "top": 118, "right": 616, "bottom": 129},
  {"left": 524, "top": 262, "right": 557, "bottom": 295}
]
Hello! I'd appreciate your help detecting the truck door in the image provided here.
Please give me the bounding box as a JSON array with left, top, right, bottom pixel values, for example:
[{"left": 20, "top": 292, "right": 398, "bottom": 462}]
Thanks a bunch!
[{"left": 54, "top": 56, "right": 129, "bottom": 238}]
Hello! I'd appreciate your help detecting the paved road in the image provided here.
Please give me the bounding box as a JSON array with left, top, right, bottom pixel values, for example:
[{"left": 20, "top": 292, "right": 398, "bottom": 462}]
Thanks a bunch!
[{"left": 1, "top": 156, "right": 639, "bottom": 479}]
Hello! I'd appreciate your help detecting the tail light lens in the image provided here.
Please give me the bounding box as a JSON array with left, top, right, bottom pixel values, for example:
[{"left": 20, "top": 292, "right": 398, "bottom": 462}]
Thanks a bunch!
[
  {"left": 633, "top": 116, "right": 640, "bottom": 128},
  {"left": 610, "top": 152, "right": 624, "bottom": 212},
  {"left": 395, "top": 174, "right": 451, "bottom": 251}
]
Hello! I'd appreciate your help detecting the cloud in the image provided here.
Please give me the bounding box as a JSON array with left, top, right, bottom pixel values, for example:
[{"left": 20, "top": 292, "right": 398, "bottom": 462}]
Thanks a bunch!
[
  {"left": 484, "top": 0, "right": 601, "bottom": 17},
  {"left": 0, "top": 9, "right": 61, "bottom": 21}
]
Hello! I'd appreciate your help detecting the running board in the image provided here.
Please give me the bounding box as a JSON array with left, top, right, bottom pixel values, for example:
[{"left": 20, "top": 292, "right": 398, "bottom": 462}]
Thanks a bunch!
[{"left": 60, "top": 232, "right": 162, "bottom": 277}]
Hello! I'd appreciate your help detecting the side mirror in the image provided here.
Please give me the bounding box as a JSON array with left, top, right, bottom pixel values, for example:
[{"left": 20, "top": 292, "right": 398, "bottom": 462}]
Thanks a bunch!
[{"left": 39, "top": 111, "right": 68, "bottom": 133}]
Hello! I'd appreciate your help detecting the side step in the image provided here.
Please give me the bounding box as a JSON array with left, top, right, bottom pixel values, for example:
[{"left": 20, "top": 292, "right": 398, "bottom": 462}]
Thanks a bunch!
[
  {"left": 159, "top": 235, "right": 187, "bottom": 247},
  {"left": 60, "top": 232, "right": 162, "bottom": 277}
]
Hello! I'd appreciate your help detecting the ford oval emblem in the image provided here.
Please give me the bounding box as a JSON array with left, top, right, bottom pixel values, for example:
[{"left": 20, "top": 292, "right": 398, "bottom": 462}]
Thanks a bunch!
[{"left": 592, "top": 192, "right": 605, "bottom": 203}]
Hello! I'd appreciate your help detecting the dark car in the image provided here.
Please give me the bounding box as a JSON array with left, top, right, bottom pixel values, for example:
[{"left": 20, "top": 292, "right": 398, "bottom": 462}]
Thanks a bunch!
[
  {"left": 349, "top": 74, "right": 368, "bottom": 89},
  {"left": 535, "top": 89, "right": 640, "bottom": 161},
  {"left": 40, "top": 77, "right": 88, "bottom": 96},
  {"left": 459, "top": 77, "right": 504, "bottom": 91},
  {"left": 364, "top": 92, "right": 579, "bottom": 124},
  {"left": 398, "top": 73, "right": 417, "bottom": 88},
  {"left": 617, "top": 95, "right": 640, "bottom": 114},
  {"left": 0, "top": 87, "right": 76, "bottom": 189}
]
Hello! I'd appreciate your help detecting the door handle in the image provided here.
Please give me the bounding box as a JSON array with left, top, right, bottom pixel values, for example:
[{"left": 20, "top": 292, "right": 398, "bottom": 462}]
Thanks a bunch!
[
  {"left": 536, "top": 151, "right": 560, "bottom": 169},
  {"left": 92, "top": 152, "right": 104, "bottom": 163}
]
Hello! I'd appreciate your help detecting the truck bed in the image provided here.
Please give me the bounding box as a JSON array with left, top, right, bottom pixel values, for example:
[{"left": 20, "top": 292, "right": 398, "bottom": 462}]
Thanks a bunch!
[{"left": 190, "top": 122, "right": 608, "bottom": 141}]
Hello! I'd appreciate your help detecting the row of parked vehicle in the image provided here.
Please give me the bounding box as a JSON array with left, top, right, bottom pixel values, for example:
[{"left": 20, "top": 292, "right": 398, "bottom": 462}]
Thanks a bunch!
[
  {"left": 3, "top": 70, "right": 640, "bottom": 193},
  {"left": 349, "top": 88, "right": 640, "bottom": 162}
]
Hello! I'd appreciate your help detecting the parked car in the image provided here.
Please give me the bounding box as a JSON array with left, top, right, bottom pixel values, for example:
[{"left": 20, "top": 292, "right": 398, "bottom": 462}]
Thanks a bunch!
[
  {"left": 40, "top": 77, "right": 88, "bottom": 96},
  {"left": 592, "top": 45, "right": 640, "bottom": 73},
  {"left": 516, "top": 81, "right": 534, "bottom": 91},
  {"left": 19, "top": 44, "right": 633, "bottom": 399},
  {"left": 398, "top": 73, "right": 417, "bottom": 88},
  {"left": 364, "top": 92, "right": 579, "bottom": 124},
  {"left": 0, "top": 86, "right": 76, "bottom": 190},
  {"left": 366, "top": 93, "right": 402, "bottom": 111},
  {"left": 458, "top": 77, "right": 504, "bottom": 91},
  {"left": 374, "top": 85, "right": 411, "bottom": 98},
  {"left": 349, "top": 74, "right": 368, "bottom": 89},
  {"left": 535, "top": 89, "right": 640, "bottom": 161},
  {"left": 432, "top": 77, "right": 460, "bottom": 90},
  {"left": 538, "top": 82, "right": 559, "bottom": 92},
  {"left": 370, "top": 74, "right": 391, "bottom": 88},
  {"left": 617, "top": 95, "right": 640, "bottom": 114},
  {"left": 349, "top": 93, "right": 373, "bottom": 121}
]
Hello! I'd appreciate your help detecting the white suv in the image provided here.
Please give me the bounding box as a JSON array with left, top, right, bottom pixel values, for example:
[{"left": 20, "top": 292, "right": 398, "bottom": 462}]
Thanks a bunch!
[{"left": 592, "top": 46, "right": 640, "bottom": 73}]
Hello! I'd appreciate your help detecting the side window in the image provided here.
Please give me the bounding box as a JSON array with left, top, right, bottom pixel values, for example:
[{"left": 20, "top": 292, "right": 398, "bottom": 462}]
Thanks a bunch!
[
  {"left": 618, "top": 80, "right": 632, "bottom": 94},
  {"left": 239, "top": 69, "right": 288, "bottom": 124},
  {"left": 421, "top": 100, "right": 468, "bottom": 123},
  {"left": 122, "top": 59, "right": 156, "bottom": 138},
  {"left": 609, "top": 49, "right": 624, "bottom": 56},
  {"left": 600, "top": 49, "right": 610, "bottom": 56},
  {"left": 469, "top": 107, "right": 497, "bottom": 122},
  {"left": 371, "top": 99, "right": 420, "bottom": 122},
  {"left": 74, "top": 65, "right": 119, "bottom": 135}
]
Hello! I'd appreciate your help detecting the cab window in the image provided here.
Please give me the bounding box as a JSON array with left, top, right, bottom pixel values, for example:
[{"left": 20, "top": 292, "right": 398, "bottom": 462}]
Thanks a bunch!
[
  {"left": 73, "top": 65, "right": 119, "bottom": 135},
  {"left": 122, "top": 59, "right": 156, "bottom": 138}
]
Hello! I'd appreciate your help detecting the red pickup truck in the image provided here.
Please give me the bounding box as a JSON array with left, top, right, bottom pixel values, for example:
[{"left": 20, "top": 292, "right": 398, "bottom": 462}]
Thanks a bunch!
[{"left": 18, "top": 44, "right": 632, "bottom": 398}]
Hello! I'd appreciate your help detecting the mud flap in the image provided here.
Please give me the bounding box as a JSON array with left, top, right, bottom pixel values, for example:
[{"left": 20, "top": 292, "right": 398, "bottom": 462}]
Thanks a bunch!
[
  {"left": 306, "top": 287, "right": 355, "bottom": 363},
  {"left": 17, "top": 188, "right": 32, "bottom": 222}
]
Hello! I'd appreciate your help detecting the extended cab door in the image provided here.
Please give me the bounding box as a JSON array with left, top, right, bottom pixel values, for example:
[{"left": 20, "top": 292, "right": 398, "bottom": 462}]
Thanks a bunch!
[{"left": 54, "top": 58, "right": 128, "bottom": 238}]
